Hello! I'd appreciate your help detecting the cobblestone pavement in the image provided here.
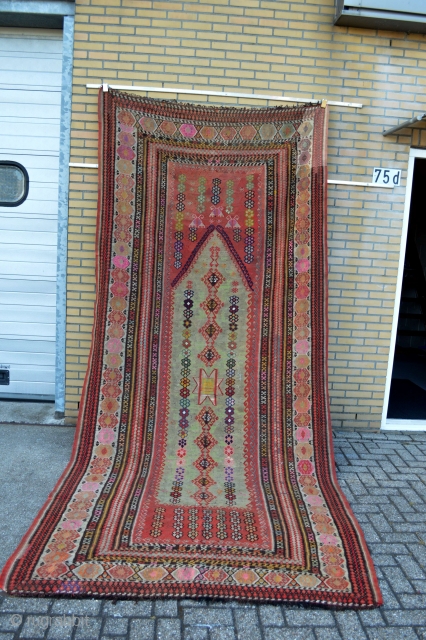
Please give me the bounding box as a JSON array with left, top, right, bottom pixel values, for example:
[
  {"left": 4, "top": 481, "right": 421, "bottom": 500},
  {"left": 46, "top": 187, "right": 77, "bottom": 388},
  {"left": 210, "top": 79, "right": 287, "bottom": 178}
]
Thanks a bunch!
[{"left": 1, "top": 427, "right": 426, "bottom": 639}]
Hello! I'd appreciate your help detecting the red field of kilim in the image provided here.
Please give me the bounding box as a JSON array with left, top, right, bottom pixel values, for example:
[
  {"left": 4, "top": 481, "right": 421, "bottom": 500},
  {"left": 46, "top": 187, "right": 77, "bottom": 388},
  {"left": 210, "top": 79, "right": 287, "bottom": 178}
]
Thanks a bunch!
[{"left": 0, "top": 90, "right": 382, "bottom": 607}]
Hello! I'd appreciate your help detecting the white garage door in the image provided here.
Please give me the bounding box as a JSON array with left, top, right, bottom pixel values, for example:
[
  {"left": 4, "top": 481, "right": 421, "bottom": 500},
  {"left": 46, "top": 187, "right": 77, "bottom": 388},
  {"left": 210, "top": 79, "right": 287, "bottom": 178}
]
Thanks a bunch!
[{"left": 0, "top": 29, "right": 63, "bottom": 399}]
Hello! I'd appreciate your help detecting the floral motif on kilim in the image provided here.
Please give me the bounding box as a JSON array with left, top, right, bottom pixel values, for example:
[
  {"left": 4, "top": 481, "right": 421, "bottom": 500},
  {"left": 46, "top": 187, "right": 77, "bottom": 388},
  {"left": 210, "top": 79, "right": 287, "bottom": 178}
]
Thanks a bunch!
[{"left": 0, "top": 90, "right": 382, "bottom": 609}]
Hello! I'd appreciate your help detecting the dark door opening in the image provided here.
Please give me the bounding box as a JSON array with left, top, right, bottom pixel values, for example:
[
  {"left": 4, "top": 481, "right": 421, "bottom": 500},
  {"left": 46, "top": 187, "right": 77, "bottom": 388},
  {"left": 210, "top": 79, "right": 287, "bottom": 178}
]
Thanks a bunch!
[{"left": 388, "top": 158, "right": 426, "bottom": 419}]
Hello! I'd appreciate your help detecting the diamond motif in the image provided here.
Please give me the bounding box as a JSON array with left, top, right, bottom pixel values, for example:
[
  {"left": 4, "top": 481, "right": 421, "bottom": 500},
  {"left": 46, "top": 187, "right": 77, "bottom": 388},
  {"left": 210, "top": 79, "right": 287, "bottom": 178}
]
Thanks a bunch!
[
  {"left": 206, "top": 298, "right": 218, "bottom": 312},
  {"left": 200, "top": 318, "right": 221, "bottom": 342},
  {"left": 198, "top": 248, "right": 225, "bottom": 367},
  {"left": 208, "top": 272, "right": 220, "bottom": 287},
  {"left": 192, "top": 406, "right": 218, "bottom": 505},
  {"left": 197, "top": 407, "right": 217, "bottom": 427},
  {"left": 199, "top": 345, "right": 221, "bottom": 366}
]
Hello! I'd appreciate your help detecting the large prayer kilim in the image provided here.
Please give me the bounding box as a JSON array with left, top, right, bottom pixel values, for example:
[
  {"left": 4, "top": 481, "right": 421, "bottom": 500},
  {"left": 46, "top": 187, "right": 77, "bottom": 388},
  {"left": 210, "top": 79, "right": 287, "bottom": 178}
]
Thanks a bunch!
[{"left": 1, "top": 90, "right": 382, "bottom": 608}]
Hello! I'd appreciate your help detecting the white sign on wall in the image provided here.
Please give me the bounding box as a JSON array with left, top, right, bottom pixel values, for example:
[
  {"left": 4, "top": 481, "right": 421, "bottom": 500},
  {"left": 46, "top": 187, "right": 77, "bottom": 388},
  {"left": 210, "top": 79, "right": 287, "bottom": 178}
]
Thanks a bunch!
[{"left": 373, "top": 168, "right": 401, "bottom": 187}]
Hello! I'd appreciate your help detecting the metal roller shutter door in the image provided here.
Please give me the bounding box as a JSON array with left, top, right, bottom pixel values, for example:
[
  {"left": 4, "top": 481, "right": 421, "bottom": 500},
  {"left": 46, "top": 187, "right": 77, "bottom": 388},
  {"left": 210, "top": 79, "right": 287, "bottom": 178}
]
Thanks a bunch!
[{"left": 0, "top": 28, "right": 62, "bottom": 399}]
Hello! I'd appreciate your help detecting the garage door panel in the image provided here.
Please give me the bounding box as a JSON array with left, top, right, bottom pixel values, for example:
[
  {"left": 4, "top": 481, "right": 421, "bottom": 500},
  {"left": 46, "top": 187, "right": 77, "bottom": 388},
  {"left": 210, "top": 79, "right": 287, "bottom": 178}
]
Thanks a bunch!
[
  {"left": 0, "top": 134, "right": 60, "bottom": 153},
  {"left": 0, "top": 122, "right": 60, "bottom": 139},
  {"left": 0, "top": 189, "right": 61, "bottom": 207},
  {"left": 29, "top": 170, "right": 60, "bottom": 183},
  {"left": 1, "top": 245, "right": 57, "bottom": 264},
  {"left": 0, "top": 68, "right": 62, "bottom": 87},
  {"left": 1, "top": 275, "right": 56, "bottom": 285},
  {"left": 0, "top": 379, "right": 55, "bottom": 398},
  {"left": 0, "top": 291, "right": 56, "bottom": 307},
  {"left": 0, "top": 350, "right": 55, "bottom": 367},
  {"left": 0, "top": 201, "right": 59, "bottom": 217},
  {"left": 0, "top": 152, "right": 59, "bottom": 167},
  {"left": 0, "top": 260, "right": 57, "bottom": 279},
  {"left": 0, "top": 36, "right": 62, "bottom": 53},
  {"left": 0, "top": 321, "right": 56, "bottom": 338},
  {"left": 24, "top": 186, "right": 60, "bottom": 202},
  {"left": 0, "top": 364, "right": 55, "bottom": 384},
  {"left": 0, "top": 32, "right": 62, "bottom": 398},
  {"left": 0, "top": 152, "right": 59, "bottom": 170},
  {"left": 0, "top": 83, "right": 61, "bottom": 93},
  {"left": 0, "top": 216, "right": 58, "bottom": 232},
  {"left": 0, "top": 230, "right": 57, "bottom": 245},
  {"left": 0, "top": 305, "right": 56, "bottom": 324},
  {"left": 0, "top": 338, "right": 55, "bottom": 353},
  {"left": 0, "top": 278, "right": 56, "bottom": 295},
  {"left": 22, "top": 169, "right": 60, "bottom": 183},
  {"left": 0, "top": 89, "right": 61, "bottom": 108},
  {"left": 0, "top": 57, "right": 62, "bottom": 73},
  {"left": 23, "top": 186, "right": 60, "bottom": 198},
  {"left": 0, "top": 46, "right": 61, "bottom": 56},
  {"left": 0, "top": 149, "right": 59, "bottom": 170},
  {"left": 0, "top": 110, "right": 60, "bottom": 125}
]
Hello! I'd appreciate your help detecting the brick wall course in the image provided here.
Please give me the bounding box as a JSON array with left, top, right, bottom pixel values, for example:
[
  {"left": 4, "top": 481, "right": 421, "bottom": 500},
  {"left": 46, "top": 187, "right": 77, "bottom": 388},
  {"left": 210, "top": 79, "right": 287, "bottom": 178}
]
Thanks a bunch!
[{"left": 66, "top": 0, "right": 426, "bottom": 428}]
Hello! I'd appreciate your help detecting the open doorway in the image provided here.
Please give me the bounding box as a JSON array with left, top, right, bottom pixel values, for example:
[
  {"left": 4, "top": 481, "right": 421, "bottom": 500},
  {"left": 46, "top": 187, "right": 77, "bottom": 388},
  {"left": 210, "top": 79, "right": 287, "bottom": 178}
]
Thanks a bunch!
[{"left": 385, "top": 154, "right": 426, "bottom": 427}]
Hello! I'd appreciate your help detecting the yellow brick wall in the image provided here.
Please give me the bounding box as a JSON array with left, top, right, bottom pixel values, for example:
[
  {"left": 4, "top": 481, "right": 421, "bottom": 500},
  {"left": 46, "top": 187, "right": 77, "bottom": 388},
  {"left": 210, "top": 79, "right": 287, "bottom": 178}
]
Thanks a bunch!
[{"left": 66, "top": 0, "right": 426, "bottom": 429}]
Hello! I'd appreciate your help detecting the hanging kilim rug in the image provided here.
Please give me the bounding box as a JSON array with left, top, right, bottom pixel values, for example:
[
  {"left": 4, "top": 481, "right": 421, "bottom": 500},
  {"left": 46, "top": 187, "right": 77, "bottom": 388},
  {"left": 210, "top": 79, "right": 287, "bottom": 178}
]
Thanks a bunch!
[{"left": 1, "top": 89, "right": 382, "bottom": 608}]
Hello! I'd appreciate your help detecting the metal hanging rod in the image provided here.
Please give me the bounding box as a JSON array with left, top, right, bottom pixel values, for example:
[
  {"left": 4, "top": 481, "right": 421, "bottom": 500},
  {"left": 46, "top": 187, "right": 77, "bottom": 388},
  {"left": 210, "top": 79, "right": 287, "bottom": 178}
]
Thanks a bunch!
[
  {"left": 85, "top": 83, "right": 363, "bottom": 109},
  {"left": 69, "top": 163, "right": 393, "bottom": 188},
  {"left": 328, "top": 179, "right": 393, "bottom": 188},
  {"left": 69, "top": 162, "right": 98, "bottom": 169}
]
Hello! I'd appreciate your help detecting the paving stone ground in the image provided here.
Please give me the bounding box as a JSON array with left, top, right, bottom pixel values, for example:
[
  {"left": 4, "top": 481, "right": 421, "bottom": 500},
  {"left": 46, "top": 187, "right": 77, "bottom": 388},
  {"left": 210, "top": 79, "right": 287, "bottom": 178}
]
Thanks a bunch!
[{"left": 1, "top": 426, "right": 426, "bottom": 639}]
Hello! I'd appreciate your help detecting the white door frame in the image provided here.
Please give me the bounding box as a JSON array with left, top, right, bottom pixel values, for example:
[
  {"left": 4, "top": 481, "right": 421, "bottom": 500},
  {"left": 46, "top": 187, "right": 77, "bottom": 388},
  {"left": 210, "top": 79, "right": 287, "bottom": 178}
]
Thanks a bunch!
[{"left": 381, "top": 148, "right": 426, "bottom": 431}]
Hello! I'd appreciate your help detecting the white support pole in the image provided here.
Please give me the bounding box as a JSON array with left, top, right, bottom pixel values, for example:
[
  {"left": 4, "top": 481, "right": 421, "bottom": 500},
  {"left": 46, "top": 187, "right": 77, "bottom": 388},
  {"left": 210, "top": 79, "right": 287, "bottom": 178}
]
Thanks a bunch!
[
  {"left": 86, "top": 83, "right": 362, "bottom": 109},
  {"left": 69, "top": 162, "right": 98, "bottom": 168},
  {"left": 69, "top": 164, "right": 396, "bottom": 190},
  {"left": 328, "top": 179, "right": 393, "bottom": 189}
]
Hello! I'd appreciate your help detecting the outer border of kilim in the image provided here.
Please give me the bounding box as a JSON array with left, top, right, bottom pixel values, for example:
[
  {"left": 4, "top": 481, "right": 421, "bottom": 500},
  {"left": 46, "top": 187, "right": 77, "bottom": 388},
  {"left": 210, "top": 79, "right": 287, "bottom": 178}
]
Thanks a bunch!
[
  {"left": 305, "top": 113, "right": 382, "bottom": 608},
  {"left": 0, "top": 90, "right": 382, "bottom": 608},
  {"left": 310, "top": 115, "right": 383, "bottom": 608}
]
